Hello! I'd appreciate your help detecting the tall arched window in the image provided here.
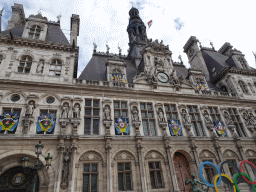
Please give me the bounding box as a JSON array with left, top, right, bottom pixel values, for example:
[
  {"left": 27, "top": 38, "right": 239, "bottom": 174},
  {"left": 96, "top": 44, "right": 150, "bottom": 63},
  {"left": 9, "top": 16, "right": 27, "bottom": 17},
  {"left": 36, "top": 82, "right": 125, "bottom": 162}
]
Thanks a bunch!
[
  {"left": 238, "top": 80, "right": 249, "bottom": 94},
  {"left": 28, "top": 25, "right": 41, "bottom": 39},
  {"left": 18, "top": 55, "right": 32, "bottom": 73},
  {"left": 49, "top": 59, "right": 62, "bottom": 76}
]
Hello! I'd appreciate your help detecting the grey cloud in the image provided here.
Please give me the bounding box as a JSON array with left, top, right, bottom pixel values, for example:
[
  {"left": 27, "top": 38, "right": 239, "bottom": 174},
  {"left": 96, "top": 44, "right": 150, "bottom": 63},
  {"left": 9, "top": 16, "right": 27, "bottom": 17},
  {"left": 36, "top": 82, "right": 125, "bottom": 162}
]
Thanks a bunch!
[{"left": 174, "top": 17, "right": 185, "bottom": 31}]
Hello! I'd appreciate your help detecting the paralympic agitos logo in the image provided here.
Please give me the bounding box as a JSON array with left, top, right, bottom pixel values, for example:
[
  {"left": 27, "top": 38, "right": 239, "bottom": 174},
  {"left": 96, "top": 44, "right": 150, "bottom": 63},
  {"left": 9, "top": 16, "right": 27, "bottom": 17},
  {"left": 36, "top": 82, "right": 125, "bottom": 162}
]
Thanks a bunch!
[{"left": 199, "top": 160, "right": 256, "bottom": 192}]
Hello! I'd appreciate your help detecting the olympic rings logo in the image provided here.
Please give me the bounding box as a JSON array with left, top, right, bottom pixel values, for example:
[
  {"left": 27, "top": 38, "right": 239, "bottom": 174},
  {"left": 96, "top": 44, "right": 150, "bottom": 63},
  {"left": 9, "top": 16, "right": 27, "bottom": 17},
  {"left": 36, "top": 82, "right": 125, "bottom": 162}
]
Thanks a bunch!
[{"left": 198, "top": 160, "right": 256, "bottom": 192}]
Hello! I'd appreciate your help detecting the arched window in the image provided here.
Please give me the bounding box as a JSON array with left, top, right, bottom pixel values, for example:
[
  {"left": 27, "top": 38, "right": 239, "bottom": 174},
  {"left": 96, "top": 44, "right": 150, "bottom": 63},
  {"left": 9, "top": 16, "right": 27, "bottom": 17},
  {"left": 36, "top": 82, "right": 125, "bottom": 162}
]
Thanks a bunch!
[
  {"left": 28, "top": 25, "right": 41, "bottom": 39},
  {"left": 18, "top": 55, "right": 32, "bottom": 73},
  {"left": 238, "top": 80, "right": 249, "bottom": 94},
  {"left": 49, "top": 59, "right": 62, "bottom": 76},
  {"left": 0, "top": 55, "right": 3, "bottom": 65}
]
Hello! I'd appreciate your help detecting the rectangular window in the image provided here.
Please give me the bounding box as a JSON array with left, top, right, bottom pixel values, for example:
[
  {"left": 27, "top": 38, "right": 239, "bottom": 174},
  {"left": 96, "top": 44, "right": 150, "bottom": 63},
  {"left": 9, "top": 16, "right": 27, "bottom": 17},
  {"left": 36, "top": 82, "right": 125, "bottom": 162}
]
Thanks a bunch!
[
  {"left": 228, "top": 108, "right": 247, "bottom": 137},
  {"left": 83, "top": 164, "right": 98, "bottom": 192},
  {"left": 148, "top": 162, "right": 164, "bottom": 189},
  {"left": 187, "top": 105, "right": 205, "bottom": 136},
  {"left": 114, "top": 101, "right": 129, "bottom": 135},
  {"left": 117, "top": 162, "right": 132, "bottom": 191},
  {"left": 84, "top": 99, "right": 100, "bottom": 135},
  {"left": 141, "top": 103, "right": 156, "bottom": 136}
]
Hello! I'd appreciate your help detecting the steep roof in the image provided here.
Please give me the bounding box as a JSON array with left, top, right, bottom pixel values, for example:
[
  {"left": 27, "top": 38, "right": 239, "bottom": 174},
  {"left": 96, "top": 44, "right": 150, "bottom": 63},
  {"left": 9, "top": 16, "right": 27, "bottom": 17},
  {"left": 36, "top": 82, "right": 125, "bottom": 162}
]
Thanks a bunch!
[{"left": 1, "top": 23, "right": 69, "bottom": 45}]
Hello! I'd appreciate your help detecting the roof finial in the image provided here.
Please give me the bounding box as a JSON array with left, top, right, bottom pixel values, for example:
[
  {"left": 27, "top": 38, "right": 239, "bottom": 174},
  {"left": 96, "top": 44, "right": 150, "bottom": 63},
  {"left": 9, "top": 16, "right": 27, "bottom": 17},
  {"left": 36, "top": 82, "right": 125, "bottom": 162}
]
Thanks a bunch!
[
  {"left": 197, "top": 38, "right": 202, "bottom": 48},
  {"left": 178, "top": 54, "right": 183, "bottom": 64},
  {"left": 93, "top": 39, "right": 97, "bottom": 53},
  {"left": 57, "top": 13, "right": 62, "bottom": 23},
  {"left": 130, "top": 1, "right": 134, "bottom": 8},
  {"left": 210, "top": 41, "right": 215, "bottom": 51},
  {"left": 38, "top": 7, "right": 42, "bottom": 16},
  {"left": 118, "top": 43, "right": 122, "bottom": 56},
  {"left": 106, "top": 41, "right": 110, "bottom": 54}
]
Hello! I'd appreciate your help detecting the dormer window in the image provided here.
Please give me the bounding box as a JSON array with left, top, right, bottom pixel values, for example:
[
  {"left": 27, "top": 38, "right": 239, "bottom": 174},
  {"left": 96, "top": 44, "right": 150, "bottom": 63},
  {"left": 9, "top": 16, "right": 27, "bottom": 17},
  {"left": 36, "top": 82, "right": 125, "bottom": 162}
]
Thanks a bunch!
[
  {"left": 18, "top": 55, "right": 32, "bottom": 73},
  {"left": 238, "top": 80, "right": 249, "bottom": 94},
  {"left": 49, "top": 59, "right": 62, "bottom": 76},
  {"left": 28, "top": 25, "right": 41, "bottom": 39}
]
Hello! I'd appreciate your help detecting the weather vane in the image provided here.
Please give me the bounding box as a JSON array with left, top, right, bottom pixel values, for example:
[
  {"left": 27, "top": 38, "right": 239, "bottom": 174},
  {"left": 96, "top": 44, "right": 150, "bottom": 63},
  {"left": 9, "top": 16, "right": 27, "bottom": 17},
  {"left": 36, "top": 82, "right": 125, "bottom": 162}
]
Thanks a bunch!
[
  {"left": 130, "top": 1, "right": 134, "bottom": 8},
  {"left": 57, "top": 13, "right": 62, "bottom": 22}
]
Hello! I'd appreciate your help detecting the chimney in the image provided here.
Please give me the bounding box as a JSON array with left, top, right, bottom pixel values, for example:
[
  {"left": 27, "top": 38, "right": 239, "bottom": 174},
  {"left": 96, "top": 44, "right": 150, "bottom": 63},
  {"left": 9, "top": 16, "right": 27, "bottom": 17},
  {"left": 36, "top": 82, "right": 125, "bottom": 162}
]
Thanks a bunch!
[
  {"left": 6, "top": 3, "right": 25, "bottom": 30},
  {"left": 70, "top": 14, "right": 80, "bottom": 46}
]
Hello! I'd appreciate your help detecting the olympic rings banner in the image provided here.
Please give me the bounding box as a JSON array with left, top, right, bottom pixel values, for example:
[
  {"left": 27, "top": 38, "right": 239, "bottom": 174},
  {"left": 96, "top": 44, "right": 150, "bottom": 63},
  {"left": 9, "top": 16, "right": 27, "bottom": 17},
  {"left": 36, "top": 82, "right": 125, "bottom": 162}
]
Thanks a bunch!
[{"left": 198, "top": 160, "right": 256, "bottom": 192}]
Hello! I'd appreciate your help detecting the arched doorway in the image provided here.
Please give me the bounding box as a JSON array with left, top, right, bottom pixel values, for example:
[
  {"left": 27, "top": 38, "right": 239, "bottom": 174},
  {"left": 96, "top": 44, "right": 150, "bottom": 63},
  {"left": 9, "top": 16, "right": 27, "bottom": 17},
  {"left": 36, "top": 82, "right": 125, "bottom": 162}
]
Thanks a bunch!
[
  {"left": 173, "top": 152, "right": 192, "bottom": 192},
  {"left": 0, "top": 166, "right": 39, "bottom": 192}
]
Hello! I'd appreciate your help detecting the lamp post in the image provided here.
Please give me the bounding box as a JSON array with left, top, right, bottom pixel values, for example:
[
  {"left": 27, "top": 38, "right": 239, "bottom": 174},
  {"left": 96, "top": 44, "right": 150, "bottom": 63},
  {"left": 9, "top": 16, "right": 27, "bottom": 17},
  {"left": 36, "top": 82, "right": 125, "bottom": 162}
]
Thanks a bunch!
[{"left": 21, "top": 141, "right": 52, "bottom": 192}]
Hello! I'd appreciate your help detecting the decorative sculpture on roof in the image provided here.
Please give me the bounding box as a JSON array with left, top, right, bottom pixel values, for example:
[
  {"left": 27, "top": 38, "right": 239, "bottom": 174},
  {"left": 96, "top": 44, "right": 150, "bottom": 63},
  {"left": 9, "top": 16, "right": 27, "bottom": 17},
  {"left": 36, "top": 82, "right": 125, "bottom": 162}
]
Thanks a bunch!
[
  {"left": 93, "top": 42, "right": 97, "bottom": 52},
  {"left": 118, "top": 43, "right": 122, "bottom": 55},
  {"left": 185, "top": 174, "right": 208, "bottom": 192},
  {"left": 146, "top": 39, "right": 169, "bottom": 52},
  {"left": 106, "top": 43, "right": 110, "bottom": 53},
  {"left": 25, "top": 101, "right": 35, "bottom": 117},
  {"left": 0, "top": 7, "right": 4, "bottom": 15}
]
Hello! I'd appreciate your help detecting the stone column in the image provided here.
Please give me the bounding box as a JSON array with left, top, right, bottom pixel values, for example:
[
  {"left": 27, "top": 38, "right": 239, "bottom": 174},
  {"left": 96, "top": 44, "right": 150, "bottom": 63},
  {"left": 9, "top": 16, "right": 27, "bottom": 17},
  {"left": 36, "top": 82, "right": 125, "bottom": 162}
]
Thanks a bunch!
[
  {"left": 136, "top": 136, "right": 147, "bottom": 192},
  {"left": 189, "top": 136, "right": 200, "bottom": 169},
  {"left": 68, "top": 137, "right": 78, "bottom": 192},
  {"left": 235, "top": 138, "right": 254, "bottom": 179},
  {"left": 54, "top": 137, "right": 65, "bottom": 192},
  {"left": 105, "top": 135, "right": 112, "bottom": 192},
  {"left": 164, "top": 137, "right": 180, "bottom": 192}
]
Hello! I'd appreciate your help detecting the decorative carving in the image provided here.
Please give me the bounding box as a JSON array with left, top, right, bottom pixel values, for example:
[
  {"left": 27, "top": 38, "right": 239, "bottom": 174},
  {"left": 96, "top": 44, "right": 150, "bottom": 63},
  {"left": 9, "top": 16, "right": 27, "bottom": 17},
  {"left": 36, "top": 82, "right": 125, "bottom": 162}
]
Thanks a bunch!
[
  {"left": 157, "top": 108, "right": 165, "bottom": 123},
  {"left": 79, "top": 151, "right": 103, "bottom": 161},
  {"left": 131, "top": 106, "right": 139, "bottom": 122},
  {"left": 223, "top": 111, "right": 234, "bottom": 125},
  {"left": 22, "top": 117, "right": 34, "bottom": 134},
  {"left": 103, "top": 104, "right": 111, "bottom": 121},
  {"left": 181, "top": 109, "right": 190, "bottom": 124},
  {"left": 246, "top": 150, "right": 256, "bottom": 157},
  {"left": 93, "top": 42, "right": 97, "bottom": 52},
  {"left": 242, "top": 111, "right": 256, "bottom": 131},
  {"left": 115, "top": 151, "right": 134, "bottom": 160},
  {"left": 36, "top": 60, "right": 44, "bottom": 74},
  {"left": 11, "top": 50, "right": 17, "bottom": 60},
  {"left": 61, "top": 102, "right": 69, "bottom": 119},
  {"left": 25, "top": 100, "right": 35, "bottom": 117},
  {"left": 199, "top": 151, "right": 215, "bottom": 158},
  {"left": 60, "top": 146, "right": 71, "bottom": 189},
  {"left": 188, "top": 47, "right": 195, "bottom": 57},
  {"left": 145, "top": 151, "right": 164, "bottom": 160},
  {"left": 72, "top": 103, "right": 80, "bottom": 119},
  {"left": 145, "top": 39, "right": 169, "bottom": 52}
]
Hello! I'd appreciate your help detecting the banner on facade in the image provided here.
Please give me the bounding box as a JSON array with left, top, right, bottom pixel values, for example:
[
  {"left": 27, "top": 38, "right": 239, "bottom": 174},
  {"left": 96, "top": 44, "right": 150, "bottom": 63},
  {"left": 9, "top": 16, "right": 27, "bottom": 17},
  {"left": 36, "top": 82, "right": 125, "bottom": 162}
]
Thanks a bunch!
[
  {"left": 169, "top": 120, "right": 182, "bottom": 136},
  {"left": 36, "top": 114, "right": 55, "bottom": 133},
  {"left": 115, "top": 117, "right": 130, "bottom": 134},
  {"left": 110, "top": 74, "right": 127, "bottom": 83},
  {"left": 214, "top": 121, "right": 226, "bottom": 136},
  {"left": 0, "top": 113, "right": 19, "bottom": 131}
]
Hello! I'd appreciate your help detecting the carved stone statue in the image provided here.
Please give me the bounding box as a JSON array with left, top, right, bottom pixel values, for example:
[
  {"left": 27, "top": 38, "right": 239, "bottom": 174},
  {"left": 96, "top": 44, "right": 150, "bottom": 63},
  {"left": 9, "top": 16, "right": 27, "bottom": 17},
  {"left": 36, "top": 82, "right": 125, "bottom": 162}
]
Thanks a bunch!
[
  {"left": 104, "top": 105, "right": 111, "bottom": 120},
  {"left": 61, "top": 147, "right": 70, "bottom": 189},
  {"left": 249, "top": 113, "right": 256, "bottom": 126},
  {"left": 36, "top": 60, "right": 44, "bottom": 73},
  {"left": 185, "top": 174, "right": 208, "bottom": 192},
  {"left": 93, "top": 42, "right": 97, "bottom": 51},
  {"left": 224, "top": 111, "right": 233, "bottom": 125},
  {"left": 154, "top": 56, "right": 164, "bottom": 67},
  {"left": 243, "top": 112, "right": 250, "bottom": 125},
  {"left": 61, "top": 103, "right": 69, "bottom": 119},
  {"left": 106, "top": 44, "right": 110, "bottom": 53},
  {"left": 169, "top": 70, "right": 180, "bottom": 85},
  {"left": 132, "top": 106, "right": 139, "bottom": 121},
  {"left": 203, "top": 110, "right": 212, "bottom": 124},
  {"left": 157, "top": 108, "right": 165, "bottom": 123},
  {"left": 25, "top": 101, "right": 35, "bottom": 117},
  {"left": 181, "top": 109, "right": 190, "bottom": 123},
  {"left": 73, "top": 104, "right": 80, "bottom": 119},
  {"left": 118, "top": 44, "right": 122, "bottom": 54}
]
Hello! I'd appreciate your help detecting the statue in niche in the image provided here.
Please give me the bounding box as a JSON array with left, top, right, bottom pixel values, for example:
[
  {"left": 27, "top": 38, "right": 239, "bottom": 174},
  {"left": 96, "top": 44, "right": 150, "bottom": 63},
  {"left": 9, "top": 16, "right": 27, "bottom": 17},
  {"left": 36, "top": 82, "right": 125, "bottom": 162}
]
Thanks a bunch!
[
  {"left": 181, "top": 109, "right": 190, "bottom": 123},
  {"left": 132, "top": 106, "right": 139, "bottom": 121},
  {"left": 61, "top": 103, "right": 69, "bottom": 119},
  {"left": 73, "top": 104, "right": 80, "bottom": 119},
  {"left": 249, "top": 113, "right": 256, "bottom": 126},
  {"left": 243, "top": 112, "right": 250, "bottom": 125},
  {"left": 25, "top": 101, "right": 35, "bottom": 117},
  {"left": 169, "top": 70, "right": 180, "bottom": 85},
  {"left": 224, "top": 111, "right": 233, "bottom": 125},
  {"left": 157, "top": 108, "right": 165, "bottom": 123},
  {"left": 93, "top": 42, "right": 97, "bottom": 51},
  {"left": 36, "top": 60, "right": 44, "bottom": 74},
  {"left": 154, "top": 56, "right": 164, "bottom": 67},
  {"left": 103, "top": 105, "right": 111, "bottom": 120},
  {"left": 203, "top": 110, "right": 212, "bottom": 124},
  {"left": 61, "top": 147, "right": 70, "bottom": 188}
]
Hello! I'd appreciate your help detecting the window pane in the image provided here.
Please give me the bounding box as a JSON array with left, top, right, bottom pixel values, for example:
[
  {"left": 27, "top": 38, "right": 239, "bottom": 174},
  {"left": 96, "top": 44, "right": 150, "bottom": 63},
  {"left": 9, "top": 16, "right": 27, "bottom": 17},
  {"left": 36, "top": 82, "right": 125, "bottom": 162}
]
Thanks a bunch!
[
  {"left": 121, "top": 102, "right": 127, "bottom": 109},
  {"left": 91, "top": 174, "right": 97, "bottom": 192},
  {"left": 18, "top": 68, "right": 23, "bottom": 73},
  {"left": 3, "top": 109, "right": 12, "bottom": 115},
  {"left": 114, "top": 102, "right": 119, "bottom": 108},
  {"left": 149, "top": 162, "right": 153, "bottom": 169},
  {"left": 118, "top": 163, "right": 123, "bottom": 171},
  {"left": 141, "top": 112, "right": 146, "bottom": 118},
  {"left": 13, "top": 109, "right": 21, "bottom": 117},
  {"left": 157, "top": 171, "right": 163, "bottom": 188},
  {"left": 50, "top": 65, "right": 55, "bottom": 70},
  {"left": 25, "top": 69, "right": 30, "bottom": 73},
  {"left": 140, "top": 104, "right": 145, "bottom": 110},
  {"left": 84, "top": 118, "right": 91, "bottom": 135},
  {"left": 83, "top": 174, "right": 89, "bottom": 192},
  {"left": 19, "top": 63, "right": 25, "bottom": 67},
  {"left": 84, "top": 164, "right": 90, "bottom": 172},
  {"left": 35, "top": 34, "right": 39, "bottom": 39},
  {"left": 198, "top": 122, "right": 204, "bottom": 136},
  {"left": 142, "top": 120, "right": 148, "bottom": 135},
  {"left": 28, "top": 34, "right": 33, "bottom": 38},
  {"left": 92, "top": 164, "right": 97, "bottom": 172},
  {"left": 155, "top": 162, "right": 160, "bottom": 169},
  {"left": 150, "top": 171, "right": 156, "bottom": 189},
  {"left": 148, "top": 112, "right": 153, "bottom": 118},
  {"left": 93, "top": 100, "right": 99, "bottom": 107},
  {"left": 126, "top": 173, "right": 132, "bottom": 190},
  {"left": 171, "top": 105, "right": 176, "bottom": 111},
  {"left": 166, "top": 113, "right": 170, "bottom": 120},
  {"left": 56, "top": 66, "right": 62, "bottom": 70},
  {"left": 122, "top": 111, "right": 127, "bottom": 118},
  {"left": 125, "top": 163, "right": 130, "bottom": 170},
  {"left": 26, "top": 63, "right": 31, "bottom": 68},
  {"left": 114, "top": 110, "right": 120, "bottom": 117},
  {"left": 118, "top": 173, "right": 124, "bottom": 190},
  {"left": 164, "top": 105, "right": 169, "bottom": 112},
  {"left": 49, "top": 71, "right": 55, "bottom": 75},
  {"left": 147, "top": 104, "right": 152, "bottom": 110},
  {"left": 172, "top": 113, "right": 177, "bottom": 120},
  {"left": 85, "top": 100, "right": 91, "bottom": 106},
  {"left": 93, "top": 119, "right": 99, "bottom": 135},
  {"left": 85, "top": 109, "right": 91, "bottom": 116},
  {"left": 93, "top": 109, "right": 99, "bottom": 116},
  {"left": 192, "top": 107, "right": 197, "bottom": 112},
  {"left": 195, "top": 114, "right": 199, "bottom": 121},
  {"left": 191, "top": 122, "right": 198, "bottom": 136},
  {"left": 149, "top": 121, "right": 156, "bottom": 136}
]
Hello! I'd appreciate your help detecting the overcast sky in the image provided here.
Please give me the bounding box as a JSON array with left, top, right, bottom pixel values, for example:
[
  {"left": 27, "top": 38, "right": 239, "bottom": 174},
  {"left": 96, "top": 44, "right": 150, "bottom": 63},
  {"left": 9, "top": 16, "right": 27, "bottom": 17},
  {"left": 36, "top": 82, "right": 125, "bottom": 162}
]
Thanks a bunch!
[{"left": 1, "top": 0, "right": 256, "bottom": 76}]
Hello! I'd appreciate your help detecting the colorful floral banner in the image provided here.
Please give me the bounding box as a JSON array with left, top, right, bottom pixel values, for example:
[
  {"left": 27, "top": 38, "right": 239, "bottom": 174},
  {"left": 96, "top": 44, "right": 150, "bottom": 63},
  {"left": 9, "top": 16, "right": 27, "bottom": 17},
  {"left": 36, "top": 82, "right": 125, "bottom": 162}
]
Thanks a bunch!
[
  {"left": 169, "top": 120, "right": 182, "bottom": 136},
  {"left": 0, "top": 113, "right": 19, "bottom": 131},
  {"left": 214, "top": 121, "right": 226, "bottom": 136},
  {"left": 195, "top": 82, "right": 206, "bottom": 90},
  {"left": 110, "top": 74, "right": 127, "bottom": 83},
  {"left": 115, "top": 117, "right": 130, "bottom": 134},
  {"left": 36, "top": 114, "right": 55, "bottom": 133}
]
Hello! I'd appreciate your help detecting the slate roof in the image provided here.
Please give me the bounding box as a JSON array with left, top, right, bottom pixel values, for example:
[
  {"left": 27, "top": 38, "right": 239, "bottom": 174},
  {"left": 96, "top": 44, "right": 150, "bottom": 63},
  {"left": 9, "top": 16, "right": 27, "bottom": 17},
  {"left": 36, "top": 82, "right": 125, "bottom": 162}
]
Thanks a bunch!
[
  {"left": 1, "top": 23, "right": 69, "bottom": 45},
  {"left": 79, "top": 54, "right": 139, "bottom": 84}
]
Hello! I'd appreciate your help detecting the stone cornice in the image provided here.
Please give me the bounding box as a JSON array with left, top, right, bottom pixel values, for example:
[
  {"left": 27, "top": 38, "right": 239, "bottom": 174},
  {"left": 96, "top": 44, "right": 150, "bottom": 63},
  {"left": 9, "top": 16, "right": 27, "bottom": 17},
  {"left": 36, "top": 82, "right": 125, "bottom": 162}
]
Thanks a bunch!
[
  {"left": 0, "top": 34, "right": 78, "bottom": 52},
  {"left": 211, "top": 67, "right": 256, "bottom": 84}
]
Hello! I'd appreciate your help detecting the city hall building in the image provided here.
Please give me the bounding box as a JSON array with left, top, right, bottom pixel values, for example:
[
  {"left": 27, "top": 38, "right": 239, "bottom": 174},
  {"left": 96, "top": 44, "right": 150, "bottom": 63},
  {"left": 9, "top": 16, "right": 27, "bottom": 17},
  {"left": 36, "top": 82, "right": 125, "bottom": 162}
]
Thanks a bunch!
[{"left": 0, "top": 3, "right": 255, "bottom": 192}]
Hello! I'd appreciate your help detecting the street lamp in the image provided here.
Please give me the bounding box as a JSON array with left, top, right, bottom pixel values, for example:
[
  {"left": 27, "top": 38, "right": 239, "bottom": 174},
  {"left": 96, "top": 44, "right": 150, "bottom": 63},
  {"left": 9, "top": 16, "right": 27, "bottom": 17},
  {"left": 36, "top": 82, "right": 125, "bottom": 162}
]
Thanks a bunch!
[{"left": 21, "top": 141, "right": 52, "bottom": 192}]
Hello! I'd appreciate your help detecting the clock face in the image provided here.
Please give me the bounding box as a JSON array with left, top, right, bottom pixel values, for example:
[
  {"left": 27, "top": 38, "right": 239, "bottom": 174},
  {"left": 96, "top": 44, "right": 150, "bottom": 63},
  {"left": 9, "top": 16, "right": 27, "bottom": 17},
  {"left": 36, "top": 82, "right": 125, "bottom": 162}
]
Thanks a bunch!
[{"left": 157, "top": 72, "right": 169, "bottom": 83}]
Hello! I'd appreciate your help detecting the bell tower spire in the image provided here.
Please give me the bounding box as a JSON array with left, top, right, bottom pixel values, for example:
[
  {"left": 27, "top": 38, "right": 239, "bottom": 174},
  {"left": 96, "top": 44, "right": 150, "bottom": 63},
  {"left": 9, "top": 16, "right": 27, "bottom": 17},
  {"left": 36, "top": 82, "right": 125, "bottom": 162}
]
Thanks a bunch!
[{"left": 127, "top": 7, "right": 147, "bottom": 59}]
